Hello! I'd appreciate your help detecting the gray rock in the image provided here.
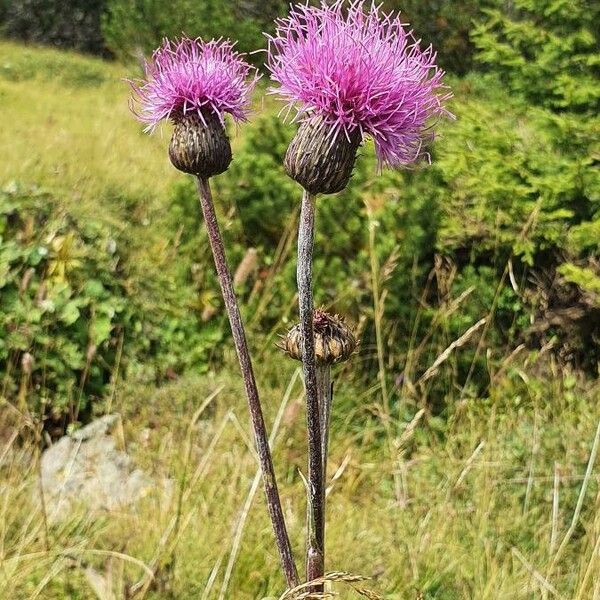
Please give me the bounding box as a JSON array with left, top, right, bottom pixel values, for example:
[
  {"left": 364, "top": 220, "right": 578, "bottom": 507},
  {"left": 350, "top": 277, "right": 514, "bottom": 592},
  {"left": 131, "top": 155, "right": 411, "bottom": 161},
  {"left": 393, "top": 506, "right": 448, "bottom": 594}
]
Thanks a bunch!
[{"left": 41, "top": 414, "right": 162, "bottom": 521}]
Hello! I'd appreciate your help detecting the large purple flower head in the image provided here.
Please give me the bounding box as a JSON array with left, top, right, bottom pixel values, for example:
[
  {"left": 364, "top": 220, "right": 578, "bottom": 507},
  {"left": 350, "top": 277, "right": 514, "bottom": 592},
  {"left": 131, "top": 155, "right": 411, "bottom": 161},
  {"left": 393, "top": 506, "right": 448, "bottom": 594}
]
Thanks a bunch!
[
  {"left": 129, "top": 36, "right": 259, "bottom": 132},
  {"left": 266, "top": 0, "right": 453, "bottom": 167}
]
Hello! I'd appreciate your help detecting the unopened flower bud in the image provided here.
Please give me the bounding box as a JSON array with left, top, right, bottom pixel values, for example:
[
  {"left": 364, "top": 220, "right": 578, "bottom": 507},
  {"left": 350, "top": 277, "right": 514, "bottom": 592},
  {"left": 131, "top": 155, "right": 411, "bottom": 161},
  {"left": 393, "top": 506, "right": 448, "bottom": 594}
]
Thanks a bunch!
[
  {"left": 284, "top": 117, "right": 361, "bottom": 195},
  {"left": 279, "top": 310, "right": 357, "bottom": 364}
]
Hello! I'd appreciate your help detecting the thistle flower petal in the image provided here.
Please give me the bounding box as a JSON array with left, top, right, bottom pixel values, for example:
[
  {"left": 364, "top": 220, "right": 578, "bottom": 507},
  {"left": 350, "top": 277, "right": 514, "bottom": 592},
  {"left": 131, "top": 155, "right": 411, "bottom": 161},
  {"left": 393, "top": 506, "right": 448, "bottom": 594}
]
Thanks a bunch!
[
  {"left": 266, "top": 1, "right": 453, "bottom": 167},
  {"left": 129, "top": 37, "right": 260, "bottom": 132}
]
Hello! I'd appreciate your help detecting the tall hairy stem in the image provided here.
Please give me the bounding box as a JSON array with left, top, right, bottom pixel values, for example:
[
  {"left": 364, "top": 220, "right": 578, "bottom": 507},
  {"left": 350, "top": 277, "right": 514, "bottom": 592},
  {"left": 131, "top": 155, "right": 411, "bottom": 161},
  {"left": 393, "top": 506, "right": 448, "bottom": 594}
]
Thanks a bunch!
[
  {"left": 317, "top": 363, "right": 332, "bottom": 561},
  {"left": 297, "top": 189, "right": 325, "bottom": 590},
  {"left": 196, "top": 177, "right": 298, "bottom": 588}
]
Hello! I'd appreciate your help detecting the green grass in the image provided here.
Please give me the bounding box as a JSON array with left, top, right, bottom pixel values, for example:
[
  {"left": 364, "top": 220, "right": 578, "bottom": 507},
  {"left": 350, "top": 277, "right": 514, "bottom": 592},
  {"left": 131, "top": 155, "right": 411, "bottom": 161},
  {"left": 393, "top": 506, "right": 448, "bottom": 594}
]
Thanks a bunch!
[
  {"left": 0, "top": 41, "right": 178, "bottom": 206},
  {"left": 4, "top": 357, "right": 600, "bottom": 599},
  {"left": 2, "top": 42, "right": 600, "bottom": 599}
]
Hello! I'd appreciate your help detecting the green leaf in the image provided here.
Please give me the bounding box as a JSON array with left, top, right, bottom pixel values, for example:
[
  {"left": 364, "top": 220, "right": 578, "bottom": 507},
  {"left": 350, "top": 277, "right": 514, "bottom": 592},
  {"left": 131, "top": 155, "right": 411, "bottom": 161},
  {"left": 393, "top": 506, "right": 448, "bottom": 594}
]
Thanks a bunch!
[
  {"left": 90, "top": 315, "right": 113, "bottom": 345},
  {"left": 83, "top": 279, "right": 105, "bottom": 298},
  {"left": 60, "top": 301, "right": 81, "bottom": 326}
]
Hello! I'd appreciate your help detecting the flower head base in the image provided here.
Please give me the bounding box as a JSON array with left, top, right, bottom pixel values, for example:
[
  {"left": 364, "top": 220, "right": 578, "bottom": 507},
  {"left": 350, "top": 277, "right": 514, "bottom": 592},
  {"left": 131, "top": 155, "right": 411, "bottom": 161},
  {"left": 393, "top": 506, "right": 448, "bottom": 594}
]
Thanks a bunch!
[
  {"left": 267, "top": 1, "right": 453, "bottom": 170},
  {"left": 278, "top": 310, "right": 357, "bottom": 365},
  {"left": 168, "top": 109, "right": 233, "bottom": 177},
  {"left": 129, "top": 36, "right": 259, "bottom": 131},
  {"left": 284, "top": 115, "right": 362, "bottom": 195}
]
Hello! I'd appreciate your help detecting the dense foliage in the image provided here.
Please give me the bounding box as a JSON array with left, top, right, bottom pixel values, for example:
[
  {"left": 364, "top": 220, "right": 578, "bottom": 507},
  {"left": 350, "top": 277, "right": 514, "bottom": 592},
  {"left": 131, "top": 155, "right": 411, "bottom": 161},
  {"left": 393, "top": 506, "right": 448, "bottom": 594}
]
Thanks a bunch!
[
  {"left": 101, "top": 0, "right": 269, "bottom": 62},
  {"left": 1, "top": 0, "right": 108, "bottom": 55},
  {"left": 1, "top": 0, "right": 492, "bottom": 73},
  {"left": 0, "top": 182, "right": 224, "bottom": 427},
  {"left": 465, "top": 0, "right": 600, "bottom": 364},
  {"left": 0, "top": 0, "right": 598, "bottom": 425}
]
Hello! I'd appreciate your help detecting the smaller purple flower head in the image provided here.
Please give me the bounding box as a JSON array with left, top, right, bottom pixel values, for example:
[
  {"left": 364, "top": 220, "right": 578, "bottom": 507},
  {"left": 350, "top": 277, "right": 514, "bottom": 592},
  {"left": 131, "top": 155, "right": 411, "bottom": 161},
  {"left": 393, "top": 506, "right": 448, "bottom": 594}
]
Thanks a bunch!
[
  {"left": 129, "top": 36, "right": 259, "bottom": 132},
  {"left": 129, "top": 37, "right": 259, "bottom": 178},
  {"left": 267, "top": 1, "right": 453, "bottom": 170}
]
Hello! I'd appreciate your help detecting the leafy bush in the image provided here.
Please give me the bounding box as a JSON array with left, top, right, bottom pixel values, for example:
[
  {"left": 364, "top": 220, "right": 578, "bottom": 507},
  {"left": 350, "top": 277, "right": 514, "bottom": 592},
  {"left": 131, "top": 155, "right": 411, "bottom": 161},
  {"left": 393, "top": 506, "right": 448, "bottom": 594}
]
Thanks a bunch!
[
  {"left": 473, "top": 0, "right": 600, "bottom": 113},
  {"left": 446, "top": 0, "right": 600, "bottom": 367},
  {"left": 102, "top": 0, "right": 273, "bottom": 63},
  {"left": 0, "top": 183, "right": 128, "bottom": 422},
  {"left": 1, "top": 0, "right": 108, "bottom": 55},
  {"left": 0, "top": 182, "right": 224, "bottom": 429},
  {"left": 392, "top": 0, "right": 491, "bottom": 75}
]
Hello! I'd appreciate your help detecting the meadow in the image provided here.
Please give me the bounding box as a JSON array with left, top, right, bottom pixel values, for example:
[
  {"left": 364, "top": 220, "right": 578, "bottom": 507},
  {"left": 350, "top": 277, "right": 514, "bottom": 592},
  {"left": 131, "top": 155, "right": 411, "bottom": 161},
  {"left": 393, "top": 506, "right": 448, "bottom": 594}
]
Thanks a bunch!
[{"left": 0, "top": 5, "right": 599, "bottom": 597}]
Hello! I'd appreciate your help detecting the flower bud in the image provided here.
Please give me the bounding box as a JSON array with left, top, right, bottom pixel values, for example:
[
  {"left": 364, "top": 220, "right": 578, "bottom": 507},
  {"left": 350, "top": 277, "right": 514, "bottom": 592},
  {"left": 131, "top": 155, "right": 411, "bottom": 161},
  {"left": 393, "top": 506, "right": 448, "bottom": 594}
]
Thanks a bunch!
[
  {"left": 279, "top": 310, "right": 357, "bottom": 364},
  {"left": 169, "top": 110, "right": 232, "bottom": 178},
  {"left": 284, "top": 117, "right": 361, "bottom": 195}
]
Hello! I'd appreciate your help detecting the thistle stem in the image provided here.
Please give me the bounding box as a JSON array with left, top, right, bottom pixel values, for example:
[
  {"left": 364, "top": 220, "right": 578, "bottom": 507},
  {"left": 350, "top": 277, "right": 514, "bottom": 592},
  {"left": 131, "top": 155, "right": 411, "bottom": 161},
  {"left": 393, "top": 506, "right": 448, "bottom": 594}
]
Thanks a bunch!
[
  {"left": 297, "top": 189, "right": 324, "bottom": 589},
  {"left": 196, "top": 177, "right": 298, "bottom": 588},
  {"left": 317, "top": 365, "right": 332, "bottom": 488},
  {"left": 316, "top": 362, "right": 332, "bottom": 582}
]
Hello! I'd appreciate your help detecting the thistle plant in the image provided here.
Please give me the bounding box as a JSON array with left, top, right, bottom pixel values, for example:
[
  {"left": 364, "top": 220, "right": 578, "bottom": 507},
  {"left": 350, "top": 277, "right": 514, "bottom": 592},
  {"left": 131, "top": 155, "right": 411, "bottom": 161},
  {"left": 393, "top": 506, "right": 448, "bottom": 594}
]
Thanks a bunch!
[
  {"left": 129, "top": 36, "right": 299, "bottom": 587},
  {"left": 267, "top": 0, "right": 452, "bottom": 588}
]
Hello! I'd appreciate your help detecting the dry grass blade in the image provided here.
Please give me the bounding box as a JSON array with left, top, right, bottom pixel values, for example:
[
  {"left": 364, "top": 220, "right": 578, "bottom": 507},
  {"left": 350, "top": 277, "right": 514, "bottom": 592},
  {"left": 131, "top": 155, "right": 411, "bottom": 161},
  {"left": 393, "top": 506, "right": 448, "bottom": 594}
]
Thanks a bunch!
[
  {"left": 279, "top": 572, "right": 382, "bottom": 600},
  {"left": 218, "top": 368, "right": 301, "bottom": 600},
  {"left": 548, "top": 420, "right": 600, "bottom": 575},
  {"left": 418, "top": 318, "right": 486, "bottom": 384},
  {"left": 398, "top": 408, "right": 426, "bottom": 448},
  {"left": 512, "top": 547, "right": 563, "bottom": 599},
  {"left": 84, "top": 565, "right": 117, "bottom": 600},
  {"left": 351, "top": 587, "right": 384, "bottom": 600}
]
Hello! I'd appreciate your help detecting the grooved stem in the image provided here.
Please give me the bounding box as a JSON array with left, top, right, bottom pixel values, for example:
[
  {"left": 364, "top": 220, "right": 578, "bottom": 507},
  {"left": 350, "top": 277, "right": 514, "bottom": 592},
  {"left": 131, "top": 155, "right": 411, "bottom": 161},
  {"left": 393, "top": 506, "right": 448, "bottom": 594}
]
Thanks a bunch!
[
  {"left": 297, "top": 189, "right": 324, "bottom": 591},
  {"left": 196, "top": 177, "right": 298, "bottom": 588},
  {"left": 316, "top": 363, "right": 332, "bottom": 581},
  {"left": 317, "top": 365, "right": 332, "bottom": 490}
]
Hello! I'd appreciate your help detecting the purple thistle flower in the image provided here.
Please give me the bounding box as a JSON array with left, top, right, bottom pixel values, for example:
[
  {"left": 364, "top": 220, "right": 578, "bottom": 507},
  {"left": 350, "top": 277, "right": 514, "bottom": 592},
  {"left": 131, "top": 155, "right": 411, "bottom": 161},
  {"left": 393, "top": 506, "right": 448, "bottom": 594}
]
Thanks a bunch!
[
  {"left": 266, "top": 0, "right": 453, "bottom": 167},
  {"left": 129, "top": 36, "right": 260, "bottom": 132}
]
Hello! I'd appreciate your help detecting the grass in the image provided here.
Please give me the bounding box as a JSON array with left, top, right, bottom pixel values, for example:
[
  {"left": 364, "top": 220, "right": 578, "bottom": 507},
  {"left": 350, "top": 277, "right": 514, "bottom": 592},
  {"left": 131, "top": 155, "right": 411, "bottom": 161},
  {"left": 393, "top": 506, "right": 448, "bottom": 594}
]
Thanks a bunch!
[
  {"left": 0, "top": 41, "right": 177, "bottom": 207},
  {"left": 4, "top": 357, "right": 600, "bottom": 599},
  {"left": 2, "top": 41, "right": 600, "bottom": 599}
]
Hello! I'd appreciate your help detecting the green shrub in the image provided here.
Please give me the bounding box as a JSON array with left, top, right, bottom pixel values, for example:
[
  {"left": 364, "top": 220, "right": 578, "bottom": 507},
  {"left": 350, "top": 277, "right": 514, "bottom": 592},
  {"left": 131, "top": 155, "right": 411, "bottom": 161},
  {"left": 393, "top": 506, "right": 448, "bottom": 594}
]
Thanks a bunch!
[
  {"left": 0, "top": 182, "right": 224, "bottom": 428},
  {"left": 102, "top": 0, "right": 271, "bottom": 63},
  {"left": 444, "top": 0, "right": 600, "bottom": 368},
  {"left": 0, "top": 182, "right": 128, "bottom": 421},
  {"left": 473, "top": 0, "right": 600, "bottom": 113},
  {"left": 1, "top": 0, "right": 108, "bottom": 55}
]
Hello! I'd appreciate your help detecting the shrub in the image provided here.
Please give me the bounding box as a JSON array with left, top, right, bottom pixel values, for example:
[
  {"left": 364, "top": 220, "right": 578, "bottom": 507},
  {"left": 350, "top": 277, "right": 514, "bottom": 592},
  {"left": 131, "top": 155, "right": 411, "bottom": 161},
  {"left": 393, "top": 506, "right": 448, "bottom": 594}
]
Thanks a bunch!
[
  {"left": 473, "top": 0, "right": 600, "bottom": 113},
  {"left": 0, "top": 182, "right": 223, "bottom": 430},
  {"left": 102, "top": 0, "right": 271, "bottom": 63},
  {"left": 0, "top": 183, "right": 128, "bottom": 423},
  {"left": 449, "top": 0, "right": 600, "bottom": 368},
  {"left": 1, "top": 0, "right": 108, "bottom": 55}
]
